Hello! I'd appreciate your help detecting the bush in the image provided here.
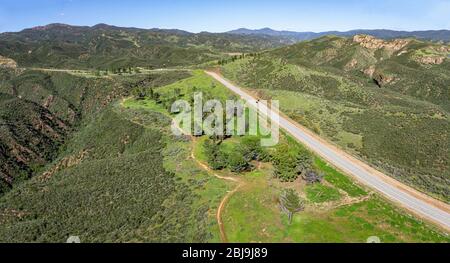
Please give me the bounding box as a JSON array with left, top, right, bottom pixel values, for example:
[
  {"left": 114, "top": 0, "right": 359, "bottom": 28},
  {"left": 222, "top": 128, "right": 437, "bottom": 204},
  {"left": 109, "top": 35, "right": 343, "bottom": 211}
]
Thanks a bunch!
[
  {"left": 240, "top": 136, "right": 269, "bottom": 162},
  {"left": 302, "top": 170, "right": 324, "bottom": 184},
  {"left": 204, "top": 136, "right": 268, "bottom": 173},
  {"left": 203, "top": 139, "right": 227, "bottom": 170},
  {"left": 272, "top": 144, "right": 313, "bottom": 182},
  {"left": 228, "top": 151, "right": 252, "bottom": 173}
]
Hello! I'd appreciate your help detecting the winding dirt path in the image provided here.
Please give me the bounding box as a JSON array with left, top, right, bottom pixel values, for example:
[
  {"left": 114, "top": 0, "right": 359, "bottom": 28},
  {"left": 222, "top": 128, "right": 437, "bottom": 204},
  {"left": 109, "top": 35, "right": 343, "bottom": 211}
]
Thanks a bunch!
[
  {"left": 120, "top": 98, "right": 243, "bottom": 242},
  {"left": 189, "top": 139, "right": 244, "bottom": 243}
]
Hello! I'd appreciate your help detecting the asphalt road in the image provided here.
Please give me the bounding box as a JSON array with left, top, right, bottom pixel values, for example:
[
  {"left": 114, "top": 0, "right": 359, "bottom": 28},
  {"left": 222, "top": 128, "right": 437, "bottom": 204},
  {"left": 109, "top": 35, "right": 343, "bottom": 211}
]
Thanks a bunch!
[{"left": 206, "top": 71, "right": 450, "bottom": 231}]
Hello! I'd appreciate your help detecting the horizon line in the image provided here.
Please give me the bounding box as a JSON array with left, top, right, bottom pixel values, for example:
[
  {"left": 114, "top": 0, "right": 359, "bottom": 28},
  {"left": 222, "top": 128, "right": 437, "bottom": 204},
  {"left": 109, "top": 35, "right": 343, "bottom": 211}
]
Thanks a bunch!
[{"left": 1, "top": 22, "right": 450, "bottom": 34}]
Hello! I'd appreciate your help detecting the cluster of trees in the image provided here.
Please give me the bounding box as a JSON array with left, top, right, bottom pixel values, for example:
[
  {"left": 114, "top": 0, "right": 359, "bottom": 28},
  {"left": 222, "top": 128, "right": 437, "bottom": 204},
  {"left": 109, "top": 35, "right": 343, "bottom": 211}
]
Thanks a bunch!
[
  {"left": 133, "top": 87, "right": 156, "bottom": 100},
  {"left": 203, "top": 138, "right": 227, "bottom": 170},
  {"left": 94, "top": 67, "right": 143, "bottom": 76},
  {"left": 203, "top": 135, "right": 324, "bottom": 184},
  {"left": 133, "top": 86, "right": 181, "bottom": 111},
  {"left": 272, "top": 144, "right": 323, "bottom": 183},
  {"left": 218, "top": 53, "right": 261, "bottom": 65},
  {"left": 139, "top": 84, "right": 245, "bottom": 138},
  {"left": 111, "top": 67, "right": 141, "bottom": 75},
  {"left": 156, "top": 88, "right": 185, "bottom": 112},
  {"left": 203, "top": 136, "right": 268, "bottom": 173}
]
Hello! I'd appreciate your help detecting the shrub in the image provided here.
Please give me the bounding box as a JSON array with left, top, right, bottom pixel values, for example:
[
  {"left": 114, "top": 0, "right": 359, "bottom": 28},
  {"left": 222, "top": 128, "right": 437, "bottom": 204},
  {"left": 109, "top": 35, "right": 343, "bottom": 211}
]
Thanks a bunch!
[
  {"left": 203, "top": 139, "right": 227, "bottom": 170},
  {"left": 302, "top": 170, "right": 324, "bottom": 184},
  {"left": 239, "top": 136, "right": 268, "bottom": 162},
  {"left": 228, "top": 151, "right": 252, "bottom": 173},
  {"left": 272, "top": 144, "right": 313, "bottom": 182}
]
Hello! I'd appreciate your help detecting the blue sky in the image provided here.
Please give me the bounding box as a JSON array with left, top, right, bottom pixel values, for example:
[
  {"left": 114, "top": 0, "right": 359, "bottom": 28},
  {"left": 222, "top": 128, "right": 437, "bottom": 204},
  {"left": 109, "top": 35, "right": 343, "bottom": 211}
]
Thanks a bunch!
[{"left": 0, "top": 0, "right": 449, "bottom": 33}]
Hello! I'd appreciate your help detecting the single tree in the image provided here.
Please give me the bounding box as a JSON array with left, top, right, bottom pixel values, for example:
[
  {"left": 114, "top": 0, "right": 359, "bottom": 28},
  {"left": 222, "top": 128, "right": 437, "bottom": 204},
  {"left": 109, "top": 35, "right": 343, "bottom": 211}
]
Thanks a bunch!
[
  {"left": 280, "top": 189, "right": 305, "bottom": 225},
  {"left": 174, "top": 88, "right": 181, "bottom": 98}
]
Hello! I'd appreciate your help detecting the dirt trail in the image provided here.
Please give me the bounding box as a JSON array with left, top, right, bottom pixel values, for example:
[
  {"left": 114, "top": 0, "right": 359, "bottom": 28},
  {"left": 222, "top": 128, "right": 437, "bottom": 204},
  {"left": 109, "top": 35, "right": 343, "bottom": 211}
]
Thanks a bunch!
[
  {"left": 162, "top": 100, "right": 243, "bottom": 242},
  {"left": 189, "top": 139, "right": 243, "bottom": 243},
  {"left": 120, "top": 98, "right": 243, "bottom": 242}
]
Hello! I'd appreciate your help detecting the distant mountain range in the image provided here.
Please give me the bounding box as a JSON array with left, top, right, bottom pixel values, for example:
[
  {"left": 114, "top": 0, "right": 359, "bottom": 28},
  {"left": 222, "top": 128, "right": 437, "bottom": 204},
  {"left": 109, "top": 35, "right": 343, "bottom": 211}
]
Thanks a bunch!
[
  {"left": 227, "top": 28, "right": 450, "bottom": 42},
  {"left": 1, "top": 23, "right": 449, "bottom": 70},
  {"left": 0, "top": 23, "right": 292, "bottom": 69}
]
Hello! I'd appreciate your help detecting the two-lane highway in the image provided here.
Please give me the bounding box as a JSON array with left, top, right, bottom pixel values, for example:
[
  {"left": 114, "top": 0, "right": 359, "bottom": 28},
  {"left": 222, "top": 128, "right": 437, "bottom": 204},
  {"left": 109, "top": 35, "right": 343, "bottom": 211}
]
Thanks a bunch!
[{"left": 206, "top": 71, "right": 450, "bottom": 231}]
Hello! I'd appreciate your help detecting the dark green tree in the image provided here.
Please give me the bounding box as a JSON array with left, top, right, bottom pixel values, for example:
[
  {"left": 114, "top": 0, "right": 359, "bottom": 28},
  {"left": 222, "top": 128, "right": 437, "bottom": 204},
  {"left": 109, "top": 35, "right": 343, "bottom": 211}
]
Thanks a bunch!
[
  {"left": 204, "top": 139, "right": 227, "bottom": 170},
  {"left": 280, "top": 189, "right": 305, "bottom": 225},
  {"left": 296, "top": 151, "right": 313, "bottom": 177},
  {"left": 153, "top": 92, "right": 162, "bottom": 104},
  {"left": 272, "top": 144, "right": 313, "bottom": 182},
  {"left": 228, "top": 150, "right": 251, "bottom": 173}
]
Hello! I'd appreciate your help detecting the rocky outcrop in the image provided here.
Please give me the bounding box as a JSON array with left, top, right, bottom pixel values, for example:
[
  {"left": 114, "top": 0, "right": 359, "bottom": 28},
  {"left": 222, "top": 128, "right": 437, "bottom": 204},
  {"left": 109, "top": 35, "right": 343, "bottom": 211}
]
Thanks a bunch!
[
  {"left": 417, "top": 56, "right": 445, "bottom": 65},
  {"left": 373, "top": 73, "right": 395, "bottom": 87},
  {"left": 353, "top": 35, "right": 410, "bottom": 51},
  {"left": 362, "top": 66, "right": 395, "bottom": 87},
  {"left": 0, "top": 56, "right": 17, "bottom": 68},
  {"left": 363, "top": 66, "right": 376, "bottom": 78},
  {"left": 413, "top": 46, "right": 449, "bottom": 65},
  {"left": 345, "top": 58, "right": 358, "bottom": 70},
  {"left": 437, "top": 46, "right": 450, "bottom": 53},
  {"left": 40, "top": 149, "right": 89, "bottom": 181}
]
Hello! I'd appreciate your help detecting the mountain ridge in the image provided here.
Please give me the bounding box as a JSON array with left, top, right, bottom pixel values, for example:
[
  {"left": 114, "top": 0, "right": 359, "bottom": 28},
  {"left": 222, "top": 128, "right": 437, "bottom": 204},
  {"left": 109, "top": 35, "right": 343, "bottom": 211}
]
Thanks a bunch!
[
  {"left": 0, "top": 23, "right": 293, "bottom": 69},
  {"left": 4, "top": 23, "right": 450, "bottom": 41},
  {"left": 227, "top": 27, "right": 450, "bottom": 42}
]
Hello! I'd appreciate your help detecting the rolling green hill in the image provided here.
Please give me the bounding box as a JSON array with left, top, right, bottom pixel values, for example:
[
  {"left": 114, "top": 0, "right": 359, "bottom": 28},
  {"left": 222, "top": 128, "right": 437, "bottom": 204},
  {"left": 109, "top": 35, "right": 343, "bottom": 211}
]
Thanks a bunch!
[
  {"left": 221, "top": 35, "right": 450, "bottom": 201},
  {"left": 0, "top": 106, "right": 224, "bottom": 242},
  {"left": 0, "top": 23, "right": 290, "bottom": 69},
  {"left": 0, "top": 68, "right": 190, "bottom": 194}
]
